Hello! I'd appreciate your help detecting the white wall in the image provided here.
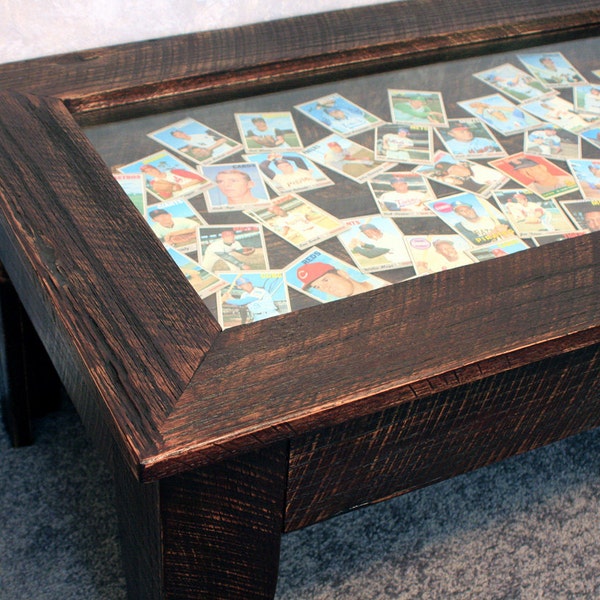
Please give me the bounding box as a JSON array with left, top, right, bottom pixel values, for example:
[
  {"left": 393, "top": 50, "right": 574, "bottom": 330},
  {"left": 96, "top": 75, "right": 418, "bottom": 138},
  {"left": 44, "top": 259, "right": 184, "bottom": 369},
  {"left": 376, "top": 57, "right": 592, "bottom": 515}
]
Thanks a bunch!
[{"left": 0, "top": 0, "right": 396, "bottom": 65}]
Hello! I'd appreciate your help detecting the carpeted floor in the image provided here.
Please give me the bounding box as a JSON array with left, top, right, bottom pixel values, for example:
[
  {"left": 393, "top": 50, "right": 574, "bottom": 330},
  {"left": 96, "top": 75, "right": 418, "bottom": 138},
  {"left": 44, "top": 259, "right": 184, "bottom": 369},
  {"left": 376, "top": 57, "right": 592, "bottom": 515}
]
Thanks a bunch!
[{"left": 1, "top": 398, "right": 600, "bottom": 599}]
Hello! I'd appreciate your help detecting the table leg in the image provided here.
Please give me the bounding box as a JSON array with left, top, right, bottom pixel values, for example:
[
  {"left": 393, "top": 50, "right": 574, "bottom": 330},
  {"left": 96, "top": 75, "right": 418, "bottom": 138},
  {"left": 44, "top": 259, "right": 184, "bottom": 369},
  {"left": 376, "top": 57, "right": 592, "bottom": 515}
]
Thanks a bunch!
[
  {"left": 113, "top": 442, "right": 288, "bottom": 599},
  {"left": 0, "top": 264, "right": 61, "bottom": 446}
]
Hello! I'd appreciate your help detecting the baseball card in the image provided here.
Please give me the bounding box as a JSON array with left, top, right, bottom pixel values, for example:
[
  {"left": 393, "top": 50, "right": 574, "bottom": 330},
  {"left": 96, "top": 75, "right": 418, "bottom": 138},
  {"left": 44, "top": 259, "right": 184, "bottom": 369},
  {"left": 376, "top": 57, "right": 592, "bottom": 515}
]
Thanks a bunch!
[
  {"left": 457, "top": 94, "right": 541, "bottom": 136},
  {"left": 242, "top": 151, "right": 333, "bottom": 195},
  {"left": 388, "top": 89, "right": 448, "bottom": 127},
  {"left": 337, "top": 215, "right": 412, "bottom": 273},
  {"left": 113, "top": 172, "right": 147, "bottom": 215},
  {"left": 493, "top": 188, "right": 576, "bottom": 238},
  {"left": 517, "top": 51, "right": 587, "bottom": 88},
  {"left": 245, "top": 193, "right": 347, "bottom": 250},
  {"left": 560, "top": 199, "right": 600, "bottom": 232},
  {"left": 414, "top": 150, "right": 508, "bottom": 198},
  {"left": 294, "top": 93, "right": 384, "bottom": 137},
  {"left": 532, "top": 231, "right": 588, "bottom": 246},
  {"left": 368, "top": 172, "right": 435, "bottom": 218},
  {"left": 473, "top": 62, "right": 553, "bottom": 102},
  {"left": 520, "top": 95, "right": 600, "bottom": 135},
  {"left": 489, "top": 152, "right": 578, "bottom": 199},
  {"left": 434, "top": 118, "right": 506, "bottom": 160},
  {"left": 426, "top": 193, "right": 516, "bottom": 247},
  {"left": 581, "top": 128, "right": 600, "bottom": 150},
  {"left": 284, "top": 247, "right": 389, "bottom": 304},
  {"left": 567, "top": 159, "right": 600, "bottom": 201},
  {"left": 165, "top": 246, "right": 226, "bottom": 299},
  {"left": 147, "top": 117, "right": 242, "bottom": 165},
  {"left": 572, "top": 84, "right": 600, "bottom": 114},
  {"left": 374, "top": 124, "right": 433, "bottom": 164},
  {"left": 404, "top": 235, "right": 475, "bottom": 275},
  {"left": 524, "top": 124, "right": 581, "bottom": 161},
  {"left": 302, "top": 134, "right": 394, "bottom": 183},
  {"left": 145, "top": 199, "right": 207, "bottom": 253},
  {"left": 466, "top": 238, "right": 531, "bottom": 262},
  {"left": 197, "top": 224, "right": 269, "bottom": 273},
  {"left": 118, "top": 150, "right": 212, "bottom": 203},
  {"left": 216, "top": 271, "right": 291, "bottom": 329},
  {"left": 200, "top": 162, "right": 271, "bottom": 212},
  {"left": 235, "top": 112, "right": 303, "bottom": 154}
]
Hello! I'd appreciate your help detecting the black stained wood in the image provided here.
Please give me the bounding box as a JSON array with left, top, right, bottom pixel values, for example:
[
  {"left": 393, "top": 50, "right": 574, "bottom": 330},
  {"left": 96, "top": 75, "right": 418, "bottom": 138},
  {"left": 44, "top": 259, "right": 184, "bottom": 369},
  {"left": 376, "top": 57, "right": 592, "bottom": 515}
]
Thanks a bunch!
[
  {"left": 114, "top": 442, "right": 288, "bottom": 600},
  {"left": 0, "top": 1, "right": 598, "bottom": 124},
  {"left": 285, "top": 343, "right": 600, "bottom": 530},
  {"left": 0, "top": 92, "right": 220, "bottom": 475},
  {"left": 150, "top": 231, "right": 599, "bottom": 480}
]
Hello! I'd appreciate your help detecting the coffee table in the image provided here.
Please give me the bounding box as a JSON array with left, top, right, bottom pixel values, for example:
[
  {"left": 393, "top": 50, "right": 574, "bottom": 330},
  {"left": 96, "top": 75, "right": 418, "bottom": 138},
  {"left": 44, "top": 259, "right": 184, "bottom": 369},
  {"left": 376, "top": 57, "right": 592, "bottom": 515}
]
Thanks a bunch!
[{"left": 0, "top": 1, "right": 599, "bottom": 598}]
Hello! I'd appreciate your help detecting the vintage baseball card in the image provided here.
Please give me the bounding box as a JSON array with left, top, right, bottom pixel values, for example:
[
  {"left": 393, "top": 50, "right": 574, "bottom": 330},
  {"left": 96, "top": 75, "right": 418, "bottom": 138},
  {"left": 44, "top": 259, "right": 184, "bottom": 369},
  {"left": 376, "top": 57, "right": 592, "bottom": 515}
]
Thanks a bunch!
[
  {"left": 466, "top": 238, "right": 531, "bottom": 262},
  {"left": 284, "top": 247, "right": 389, "bottom": 304},
  {"left": 118, "top": 150, "right": 212, "bottom": 203},
  {"left": 337, "top": 215, "right": 412, "bottom": 273},
  {"left": 367, "top": 171, "right": 436, "bottom": 218},
  {"left": 434, "top": 118, "right": 506, "bottom": 160},
  {"left": 532, "top": 231, "right": 588, "bottom": 246},
  {"left": 235, "top": 112, "right": 303, "bottom": 154},
  {"left": 113, "top": 172, "right": 147, "bottom": 215},
  {"left": 581, "top": 127, "right": 600, "bottom": 150},
  {"left": 567, "top": 159, "right": 600, "bottom": 201},
  {"left": 489, "top": 152, "right": 578, "bottom": 199},
  {"left": 457, "top": 94, "right": 541, "bottom": 136},
  {"left": 560, "top": 199, "right": 600, "bottom": 232},
  {"left": 165, "top": 246, "right": 226, "bottom": 299},
  {"left": 517, "top": 51, "right": 587, "bottom": 88},
  {"left": 216, "top": 271, "right": 291, "bottom": 329},
  {"left": 302, "top": 134, "right": 394, "bottom": 183},
  {"left": 244, "top": 193, "right": 347, "bottom": 250},
  {"left": 414, "top": 150, "right": 508, "bottom": 198},
  {"left": 520, "top": 95, "right": 600, "bottom": 135},
  {"left": 197, "top": 224, "right": 269, "bottom": 273},
  {"left": 200, "top": 162, "right": 271, "bottom": 212},
  {"left": 425, "top": 193, "right": 516, "bottom": 247},
  {"left": 388, "top": 89, "right": 448, "bottom": 127},
  {"left": 242, "top": 151, "right": 333, "bottom": 195},
  {"left": 374, "top": 124, "right": 433, "bottom": 164},
  {"left": 493, "top": 188, "right": 576, "bottom": 238},
  {"left": 145, "top": 199, "right": 207, "bottom": 253},
  {"left": 524, "top": 124, "right": 581, "bottom": 161},
  {"left": 572, "top": 84, "right": 600, "bottom": 114},
  {"left": 294, "top": 93, "right": 385, "bottom": 137},
  {"left": 404, "top": 235, "right": 475, "bottom": 275},
  {"left": 147, "top": 117, "right": 242, "bottom": 165},
  {"left": 473, "top": 62, "right": 553, "bottom": 102}
]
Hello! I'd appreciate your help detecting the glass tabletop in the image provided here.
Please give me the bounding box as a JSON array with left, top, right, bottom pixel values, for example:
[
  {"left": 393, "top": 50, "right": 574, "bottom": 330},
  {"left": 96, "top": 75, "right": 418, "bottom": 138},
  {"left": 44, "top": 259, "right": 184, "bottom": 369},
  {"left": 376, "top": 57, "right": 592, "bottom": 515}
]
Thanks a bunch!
[{"left": 85, "top": 35, "right": 600, "bottom": 330}]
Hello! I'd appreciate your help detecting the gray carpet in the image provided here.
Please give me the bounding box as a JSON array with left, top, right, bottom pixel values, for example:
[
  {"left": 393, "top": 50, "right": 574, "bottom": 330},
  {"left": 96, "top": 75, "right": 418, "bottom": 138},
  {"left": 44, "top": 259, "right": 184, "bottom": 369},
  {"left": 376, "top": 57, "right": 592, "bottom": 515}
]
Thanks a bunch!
[{"left": 1, "top": 398, "right": 600, "bottom": 599}]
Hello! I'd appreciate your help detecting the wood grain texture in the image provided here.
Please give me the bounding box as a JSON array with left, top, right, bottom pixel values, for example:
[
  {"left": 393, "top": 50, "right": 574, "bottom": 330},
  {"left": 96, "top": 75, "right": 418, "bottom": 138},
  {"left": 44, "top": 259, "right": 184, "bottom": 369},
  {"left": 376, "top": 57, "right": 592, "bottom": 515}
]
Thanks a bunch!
[
  {"left": 152, "top": 232, "right": 599, "bottom": 480},
  {"left": 114, "top": 443, "right": 287, "bottom": 599},
  {"left": 0, "top": 0, "right": 598, "bottom": 123},
  {"left": 0, "top": 92, "right": 220, "bottom": 475},
  {"left": 285, "top": 343, "right": 600, "bottom": 530}
]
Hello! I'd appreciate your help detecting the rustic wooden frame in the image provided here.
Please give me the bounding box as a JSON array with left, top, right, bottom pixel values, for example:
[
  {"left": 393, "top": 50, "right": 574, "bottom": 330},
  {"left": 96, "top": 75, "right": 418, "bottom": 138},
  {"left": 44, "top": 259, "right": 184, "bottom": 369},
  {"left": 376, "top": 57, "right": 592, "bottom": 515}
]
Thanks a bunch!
[{"left": 0, "top": 1, "right": 599, "bottom": 598}]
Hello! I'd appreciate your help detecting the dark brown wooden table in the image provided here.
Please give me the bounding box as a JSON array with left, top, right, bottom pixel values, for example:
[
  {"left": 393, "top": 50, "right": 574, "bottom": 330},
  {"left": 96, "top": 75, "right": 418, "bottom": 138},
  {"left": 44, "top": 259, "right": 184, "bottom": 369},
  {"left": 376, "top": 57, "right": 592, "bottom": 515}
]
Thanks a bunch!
[{"left": 0, "top": 2, "right": 599, "bottom": 598}]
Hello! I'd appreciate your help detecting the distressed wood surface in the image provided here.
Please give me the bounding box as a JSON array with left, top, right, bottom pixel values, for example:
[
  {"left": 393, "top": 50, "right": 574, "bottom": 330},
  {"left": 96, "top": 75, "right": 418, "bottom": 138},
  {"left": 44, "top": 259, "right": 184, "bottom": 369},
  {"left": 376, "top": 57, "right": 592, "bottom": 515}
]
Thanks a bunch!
[
  {"left": 0, "top": 92, "right": 220, "bottom": 474},
  {"left": 0, "top": 0, "right": 598, "bottom": 123},
  {"left": 285, "top": 343, "right": 600, "bottom": 530}
]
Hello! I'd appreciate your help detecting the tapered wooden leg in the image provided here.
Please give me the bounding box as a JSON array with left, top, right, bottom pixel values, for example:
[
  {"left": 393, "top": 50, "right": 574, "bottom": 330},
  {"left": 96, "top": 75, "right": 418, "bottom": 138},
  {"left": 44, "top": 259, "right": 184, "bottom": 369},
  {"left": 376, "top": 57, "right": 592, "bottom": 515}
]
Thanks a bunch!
[
  {"left": 114, "top": 443, "right": 288, "bottom": 599},
  {"left": 0, "top": 264, "right": 61, "bottom": 446}
]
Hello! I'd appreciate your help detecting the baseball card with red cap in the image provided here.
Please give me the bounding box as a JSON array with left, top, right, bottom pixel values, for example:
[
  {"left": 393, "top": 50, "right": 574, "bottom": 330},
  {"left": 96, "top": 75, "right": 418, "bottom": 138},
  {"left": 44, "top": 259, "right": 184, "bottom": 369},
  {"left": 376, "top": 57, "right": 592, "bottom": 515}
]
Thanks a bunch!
[
  {"left": 337, "top": 215, "right": 413, "bottom": 274},
  {"left": 216, "top": 271, "right": 291, "bottom": 329},
  {"left": 294, "top": 93, "right": 385, "bottom": 137},
  {"left": 245, "top": 193, "right": 347, "bottom": 250},
  {"left": 434, "top": 118, "right": 506, "bottom": 161},
  {"left": 489, "top": 152, "right": 578, "bottom": 199},
  {"left": 197, "top": 224, "right": 269, "bottom": 273},
  {"left": 374, "top": 124, "right": 433, "bottom": 164},
  {"left": 302, "top": 134, "right": 394, "bottom": 183},
  {"left": 242, "top": 151, "right": 333, "bottom": 195},
  {"left": 367, "top": 172, "right": 436, "bottom": 218},
  {"left": 284, "top": 247, "right": 389, "bottom": 304}
]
